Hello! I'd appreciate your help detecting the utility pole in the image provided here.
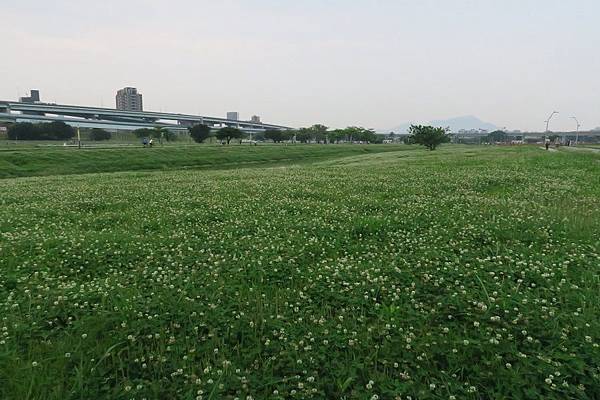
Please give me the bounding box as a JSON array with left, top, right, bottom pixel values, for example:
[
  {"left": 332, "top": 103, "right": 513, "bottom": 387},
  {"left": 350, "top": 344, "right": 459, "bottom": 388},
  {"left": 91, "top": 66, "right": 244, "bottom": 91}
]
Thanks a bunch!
[{"left": 77, "top": 127, "right": 81, "bottom": 149}]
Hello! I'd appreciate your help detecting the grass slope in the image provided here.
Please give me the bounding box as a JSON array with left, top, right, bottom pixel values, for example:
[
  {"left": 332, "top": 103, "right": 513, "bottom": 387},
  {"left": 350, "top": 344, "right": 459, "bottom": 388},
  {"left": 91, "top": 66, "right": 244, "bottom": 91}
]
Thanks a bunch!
[
  {"left": 0, "top": 146, "right": 599, "bottom": 399},
  {"left": 0, "top": 144, "right": 410, "bottom": 179}
]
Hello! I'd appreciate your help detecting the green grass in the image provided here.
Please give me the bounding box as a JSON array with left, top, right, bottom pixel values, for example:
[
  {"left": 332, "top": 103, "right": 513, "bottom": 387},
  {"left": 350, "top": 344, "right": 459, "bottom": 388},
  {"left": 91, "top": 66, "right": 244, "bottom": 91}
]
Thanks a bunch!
[
  {"left": 0, "top": 145, "right": 599, "bottom": 399},
  {"left": 0, "top": 144, "right": 411, "bottom": 179}
]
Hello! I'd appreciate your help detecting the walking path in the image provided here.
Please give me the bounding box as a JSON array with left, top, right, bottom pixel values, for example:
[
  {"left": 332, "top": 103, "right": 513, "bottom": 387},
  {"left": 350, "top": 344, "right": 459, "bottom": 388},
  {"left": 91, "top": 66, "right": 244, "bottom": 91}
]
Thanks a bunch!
[
  {"left": 539, "top": 147, "right": 558, "bottom": 152},
  {"left": 561, "top": 146, "right": 600, "bottom": 154}
]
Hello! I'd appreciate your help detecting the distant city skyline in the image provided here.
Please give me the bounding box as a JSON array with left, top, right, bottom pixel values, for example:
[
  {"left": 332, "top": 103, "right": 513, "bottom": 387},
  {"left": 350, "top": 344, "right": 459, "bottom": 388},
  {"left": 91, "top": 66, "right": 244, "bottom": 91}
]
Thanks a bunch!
[{"left": 2, "top": 0, "right": 599, "bottom": 131}]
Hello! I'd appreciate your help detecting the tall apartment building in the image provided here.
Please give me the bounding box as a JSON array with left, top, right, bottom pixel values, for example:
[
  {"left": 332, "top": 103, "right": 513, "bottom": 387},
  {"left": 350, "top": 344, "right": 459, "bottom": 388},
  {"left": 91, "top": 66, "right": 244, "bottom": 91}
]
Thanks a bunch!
[
  {"left": 116, "top": 87, "right": 143, "bottom": 111},
  {"left": 20, "top": 90, "right": 40, "bottom": 103},
  {"left": 250, "top": 115, "right": 261, "bottom": 123},
  {"left": 226, "top": 111, "right": 239, "bottom": 121}
]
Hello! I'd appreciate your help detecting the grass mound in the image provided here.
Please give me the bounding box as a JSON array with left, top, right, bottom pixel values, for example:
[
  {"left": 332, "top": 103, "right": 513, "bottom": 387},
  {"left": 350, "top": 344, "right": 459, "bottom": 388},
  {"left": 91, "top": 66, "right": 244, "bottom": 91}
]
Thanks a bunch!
[{"left": 0, "top": 144, "right": 409, "bottom": 178}]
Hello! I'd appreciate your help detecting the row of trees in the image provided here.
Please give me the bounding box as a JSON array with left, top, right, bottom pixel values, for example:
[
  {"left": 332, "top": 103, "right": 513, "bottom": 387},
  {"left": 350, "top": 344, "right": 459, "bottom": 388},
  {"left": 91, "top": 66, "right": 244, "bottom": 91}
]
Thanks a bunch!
[
  {"left": 187, "top": 124, "right": 385, "bottom": 145},
  {"left": 6, "top": 122, "right": 115, "bottom": 141},
  {"left": 7, "top": 121, "right": 75, "bottom": 140},
  {"left": 188, "top": 125, "right": 244, "bottom": 144},
  {"left": 260, "top": 125, "right": 449, "bottom": 149},
  {"left": 5, "top": 122, "right": 451, "bottom": 150},
  {"left": 133, "top": 127, "right": 177, "bottom": 142},
  {"left": 294, "top": 125, "right": 382, "bottom": 144},
  {"left": 186, "top": 123, "right": 452, "bottom": 150}
]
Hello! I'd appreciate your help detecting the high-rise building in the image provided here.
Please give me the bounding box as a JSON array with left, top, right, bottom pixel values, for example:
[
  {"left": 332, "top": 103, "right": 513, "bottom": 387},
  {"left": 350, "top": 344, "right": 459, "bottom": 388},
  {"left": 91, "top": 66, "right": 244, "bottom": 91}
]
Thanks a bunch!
[
  {"left": 116, "top": 87, "right": 143, "bottom": 111},
  {"left": 227, "top": 112, "right": 239, "bottom": 121},
  {"left": 20, "top": 90, "right": 40, "bottom": 103},
  {"left": 250, "top": 115, "right": 261, "bottom": 123}
]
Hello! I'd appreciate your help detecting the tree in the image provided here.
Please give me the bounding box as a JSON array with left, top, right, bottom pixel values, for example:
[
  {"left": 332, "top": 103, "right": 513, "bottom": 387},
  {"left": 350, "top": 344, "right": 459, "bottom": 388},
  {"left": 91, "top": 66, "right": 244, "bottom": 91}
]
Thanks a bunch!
[
  {"left": 133, "top": 128, "right": 155, "bottom": 138},
  {"left": 264, "top": 129, "right": 280, "bottom": 143},
  {"left": 252, "top": 131, "right": 266, "bottom": 141},
  {"left": 39, "top": 121, "right": 75, "bottom": 140},
  {"left": 89, "top": 128, "right": 111, "bottom": 141},
  {"left": 310, "top": 124, "right": 328, "bottom": 143},
  {"left": 357, "top": 128, "right": 379, "bottom": 143},
  {"left": 328, "top": 129, "right": 346, "bottom": 144},
  {"left": 151, "top": 126, "right": 176, "bottom": 143},
  {"left": 283, "top": 131, "right": 293, "bottom": 142},
  {"left": 408, "top": 125, "right": 450, "bottom": 150},
  {"left": 487, "top": 130, "right": 507, "bottom": 144},
  {"left": 189, "top": 124, "right": 212, "bottom": 143},
  {"left": 216, "top": 127, "right": 244, "bottom": 144},
  {"left": 295, "top": 128, "right": 313, "bottom": 143},
  {"left": 8, "top": 121, "right": 75, "bottom": 140},
  {"left": 370, "top": 133, "right": 384, "bottom": 144},
  {"left": 264, "top": 129, "right": 292, "bottom": 143},
  {"left": 343, "top": 126, "right": 378, "bottom": 143},
  {"left": 7, "top": 122, "right": 36, "bottom": 140}
]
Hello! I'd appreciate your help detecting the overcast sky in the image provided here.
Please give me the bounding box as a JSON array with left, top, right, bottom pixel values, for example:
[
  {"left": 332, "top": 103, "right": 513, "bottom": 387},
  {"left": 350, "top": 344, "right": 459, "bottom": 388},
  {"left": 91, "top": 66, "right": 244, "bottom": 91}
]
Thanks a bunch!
[{"left": 2, "top": 0, "right": 599, "bottom": 131}]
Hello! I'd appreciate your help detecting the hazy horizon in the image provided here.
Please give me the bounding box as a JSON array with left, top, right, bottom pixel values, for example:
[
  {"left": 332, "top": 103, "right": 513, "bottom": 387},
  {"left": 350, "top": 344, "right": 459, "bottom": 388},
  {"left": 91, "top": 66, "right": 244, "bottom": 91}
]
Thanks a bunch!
[{"left": 2, "top": 0, "right": 599, "bottom": 131}]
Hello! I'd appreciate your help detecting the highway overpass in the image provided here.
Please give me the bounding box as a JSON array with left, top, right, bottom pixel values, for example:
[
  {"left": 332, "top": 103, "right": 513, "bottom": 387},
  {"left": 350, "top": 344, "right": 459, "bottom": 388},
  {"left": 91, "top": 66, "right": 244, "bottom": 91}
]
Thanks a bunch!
[{"left": 0, "top": 101, "right": 292, "bottom": 133}]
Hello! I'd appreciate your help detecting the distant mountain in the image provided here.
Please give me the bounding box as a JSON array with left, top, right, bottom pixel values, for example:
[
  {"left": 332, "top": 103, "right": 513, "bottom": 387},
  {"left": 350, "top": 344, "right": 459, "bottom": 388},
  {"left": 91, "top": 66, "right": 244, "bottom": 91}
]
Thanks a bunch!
[
  {"left": 385, "top": 115, "right": 499, "bottom": 134},
  {"left": 430, "top": 116, "right": 499, "bottom": 132}
]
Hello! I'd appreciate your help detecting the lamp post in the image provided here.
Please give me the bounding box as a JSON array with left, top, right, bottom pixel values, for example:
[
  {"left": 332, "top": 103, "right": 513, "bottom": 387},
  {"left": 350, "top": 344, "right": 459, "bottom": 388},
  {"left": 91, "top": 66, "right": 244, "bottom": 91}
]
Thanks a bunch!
[
  {"left": 544, "top": 111, "right": 558, "bottom": 143},
  {"left": 545, "top": 111, "right": 559, "bottom": 132},
  {"left": 570, "top": 116, "right": 580, "bottom": 146}
]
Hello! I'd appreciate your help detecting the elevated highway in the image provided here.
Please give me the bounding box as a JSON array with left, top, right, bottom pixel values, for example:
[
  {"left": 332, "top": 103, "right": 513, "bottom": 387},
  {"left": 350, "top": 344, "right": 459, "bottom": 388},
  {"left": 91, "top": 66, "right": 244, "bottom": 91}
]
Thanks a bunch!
[{"left": 0, "top": 101, "right": 292, "bottom": 132}]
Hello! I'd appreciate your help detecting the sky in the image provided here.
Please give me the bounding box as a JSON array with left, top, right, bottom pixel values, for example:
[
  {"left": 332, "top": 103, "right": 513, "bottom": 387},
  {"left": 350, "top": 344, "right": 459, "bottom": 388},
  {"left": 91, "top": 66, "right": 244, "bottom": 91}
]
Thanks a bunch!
[{"left": 2, "top": 0, "right": 599, "bottom": 131}]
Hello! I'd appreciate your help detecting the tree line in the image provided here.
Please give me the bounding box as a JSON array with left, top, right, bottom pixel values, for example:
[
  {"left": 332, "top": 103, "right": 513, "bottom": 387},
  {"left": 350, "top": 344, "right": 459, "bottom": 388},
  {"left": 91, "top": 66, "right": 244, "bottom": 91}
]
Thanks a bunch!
[
  {"left": 7, "top": 122, "right": 115, "bottom": 141},
  {"left": 133, "top": 127, "right": 177, "bottom": 142},
  {"left": 187, "top": 124, "right": 385, "bottom": 144},
  {"left": 6, "top": 121, "right": 453, "bottom": 150},
  {"left": 7, "top": 121, "right": 75, "bottom": 140},
  {"left": 188, "top": 123, "right": 452, "bottom": 150}
]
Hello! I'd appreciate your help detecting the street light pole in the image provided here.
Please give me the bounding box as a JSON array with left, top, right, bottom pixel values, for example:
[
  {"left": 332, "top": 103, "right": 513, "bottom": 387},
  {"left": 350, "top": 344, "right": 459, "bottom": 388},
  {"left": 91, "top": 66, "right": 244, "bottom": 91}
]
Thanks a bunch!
[
  {"left": 544, "top": 111, "right": 559, "bottom": 143},
  {"left": 545, "top": 111, "right": 559, "bottom": 132},
  {"left": 570, "top": 116, "right": 580, "bottom": 146}
]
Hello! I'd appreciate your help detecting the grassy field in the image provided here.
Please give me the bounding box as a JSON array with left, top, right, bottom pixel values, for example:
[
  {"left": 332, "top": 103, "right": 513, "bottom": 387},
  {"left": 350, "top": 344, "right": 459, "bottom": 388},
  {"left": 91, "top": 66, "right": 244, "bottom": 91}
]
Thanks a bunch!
[
  {"left": 0, "top": 146, "right": 599, "bottom": 399},
  {"left": 0, "top": 144, "right": 409, "bottom": 179}
]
